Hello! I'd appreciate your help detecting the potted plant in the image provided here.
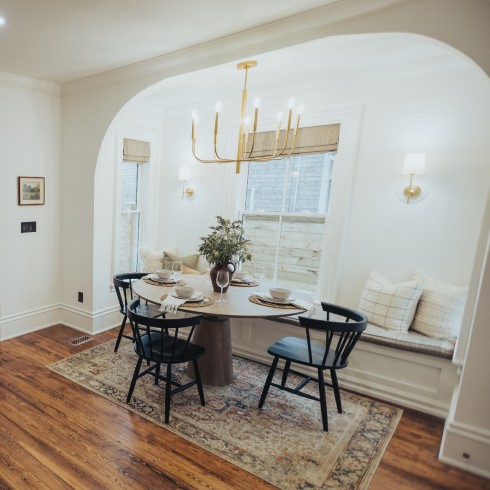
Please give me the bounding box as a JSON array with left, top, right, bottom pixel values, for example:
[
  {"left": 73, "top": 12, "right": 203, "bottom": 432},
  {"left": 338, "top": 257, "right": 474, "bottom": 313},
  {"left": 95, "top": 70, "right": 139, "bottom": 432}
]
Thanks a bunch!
[{"left": 198, "top": 216, "right": 252, "bottom": 292}]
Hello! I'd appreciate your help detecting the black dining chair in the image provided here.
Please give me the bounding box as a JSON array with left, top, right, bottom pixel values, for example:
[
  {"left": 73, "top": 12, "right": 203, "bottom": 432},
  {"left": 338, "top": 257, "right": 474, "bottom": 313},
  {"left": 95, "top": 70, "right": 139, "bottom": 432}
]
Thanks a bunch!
[
  {"left": 258, "top": 302, "right": 367, "bottom": 431},
  {"left": 113, "top": 272, "right": 163, "bottom": 352},
  {"left": 126, "top": 298, "right": 206, "bottom": 424}
]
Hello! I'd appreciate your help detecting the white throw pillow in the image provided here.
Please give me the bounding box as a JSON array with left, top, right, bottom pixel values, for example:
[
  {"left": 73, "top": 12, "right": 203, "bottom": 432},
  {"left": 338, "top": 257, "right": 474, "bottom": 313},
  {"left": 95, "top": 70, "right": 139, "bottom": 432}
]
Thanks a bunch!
[
  {"left": 411, "top": 272, "right": 467, "bottom": 339},
  {"left": 138, "top": 248, "right": 166, "bottom": 273},
  {"left": 358, "top": 271, "right": 424, "bottom": 333}
]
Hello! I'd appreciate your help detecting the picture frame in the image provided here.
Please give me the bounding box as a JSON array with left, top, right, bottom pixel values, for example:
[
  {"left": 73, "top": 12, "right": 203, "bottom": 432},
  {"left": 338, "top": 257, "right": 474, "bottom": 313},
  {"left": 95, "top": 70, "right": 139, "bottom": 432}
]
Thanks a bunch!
[{"left": 18, "top": 176, "right": 45, "bottom": 205}]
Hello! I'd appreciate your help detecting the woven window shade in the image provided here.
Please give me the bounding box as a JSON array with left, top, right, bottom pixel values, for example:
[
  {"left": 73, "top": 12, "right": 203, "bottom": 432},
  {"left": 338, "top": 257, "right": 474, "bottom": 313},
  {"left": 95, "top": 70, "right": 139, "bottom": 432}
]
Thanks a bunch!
[
  {"left": 247, "top": 123, "right": 340, "bottom": 157},
  {"left": 123, "top": 138, "right": 150, "bottom": 163}
]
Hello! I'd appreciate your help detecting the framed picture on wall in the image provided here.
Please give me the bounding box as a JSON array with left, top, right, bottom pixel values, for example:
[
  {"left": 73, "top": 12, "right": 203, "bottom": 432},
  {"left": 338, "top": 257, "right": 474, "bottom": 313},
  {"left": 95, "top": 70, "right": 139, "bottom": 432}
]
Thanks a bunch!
[{"left": 18, "top": 176, "right": 45, "bottom": 205}]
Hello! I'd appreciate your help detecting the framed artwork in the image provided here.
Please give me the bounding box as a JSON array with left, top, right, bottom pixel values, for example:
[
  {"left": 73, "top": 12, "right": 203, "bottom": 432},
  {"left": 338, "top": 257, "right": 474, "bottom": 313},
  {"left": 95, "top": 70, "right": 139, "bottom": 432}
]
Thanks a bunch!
[{"left": 18, "top": 176, "right": 45, "bottom": 205}]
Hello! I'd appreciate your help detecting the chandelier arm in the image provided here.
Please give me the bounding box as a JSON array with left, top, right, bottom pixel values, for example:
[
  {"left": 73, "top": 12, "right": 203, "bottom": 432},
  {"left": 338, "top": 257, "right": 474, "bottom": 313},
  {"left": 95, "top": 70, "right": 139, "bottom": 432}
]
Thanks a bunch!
[{"left": 193, "top": 141, "right": 237, "bottom": 164}]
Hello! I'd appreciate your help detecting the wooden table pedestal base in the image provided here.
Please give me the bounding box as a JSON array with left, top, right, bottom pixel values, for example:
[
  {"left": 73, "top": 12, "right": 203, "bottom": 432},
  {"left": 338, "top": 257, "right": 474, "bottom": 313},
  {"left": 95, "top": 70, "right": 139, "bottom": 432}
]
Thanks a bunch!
[{"left": 186, "top": 316, "right": 233, "bottom": 386}]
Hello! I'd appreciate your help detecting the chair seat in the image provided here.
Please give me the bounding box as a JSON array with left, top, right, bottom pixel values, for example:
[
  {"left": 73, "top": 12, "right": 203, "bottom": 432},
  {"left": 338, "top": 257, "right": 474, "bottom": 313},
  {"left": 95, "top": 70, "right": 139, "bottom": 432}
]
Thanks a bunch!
[
  {"left": 132, "top": 302, "right": 162, "bottom": 318},
  {"left": 268, "top": 336, "right": 348, "bottom": 369},
  {"left": 137, "top": 333, "right": 205, "bottom": 363}
]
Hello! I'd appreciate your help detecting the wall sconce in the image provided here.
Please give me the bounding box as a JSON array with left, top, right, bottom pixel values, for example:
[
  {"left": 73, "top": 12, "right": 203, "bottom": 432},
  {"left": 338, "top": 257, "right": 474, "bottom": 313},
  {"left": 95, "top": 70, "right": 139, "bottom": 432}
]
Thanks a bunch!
[
  {"left": 399, "top": 153, "right": 427, "bottom": 204},
  {"left": 178, "top": 166, "right": 196, "bottom": 200}
]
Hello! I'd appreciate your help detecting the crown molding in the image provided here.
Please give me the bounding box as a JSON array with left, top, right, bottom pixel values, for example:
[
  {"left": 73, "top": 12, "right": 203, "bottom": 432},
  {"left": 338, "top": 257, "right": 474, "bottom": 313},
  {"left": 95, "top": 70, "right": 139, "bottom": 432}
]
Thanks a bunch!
[
  {"left": 61, "top": 0, "right": 411, "bottom": 96},
  {"left": 0, "top": 70, "right": 60, "bottom": 96}
]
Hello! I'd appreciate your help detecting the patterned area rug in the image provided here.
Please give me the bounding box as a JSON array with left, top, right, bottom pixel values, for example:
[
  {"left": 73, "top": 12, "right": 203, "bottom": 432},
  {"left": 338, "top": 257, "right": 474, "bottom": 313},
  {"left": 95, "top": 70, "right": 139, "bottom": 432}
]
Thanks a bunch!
[{"left": 48, "top": 341, "right": 402, "bottom": 489}]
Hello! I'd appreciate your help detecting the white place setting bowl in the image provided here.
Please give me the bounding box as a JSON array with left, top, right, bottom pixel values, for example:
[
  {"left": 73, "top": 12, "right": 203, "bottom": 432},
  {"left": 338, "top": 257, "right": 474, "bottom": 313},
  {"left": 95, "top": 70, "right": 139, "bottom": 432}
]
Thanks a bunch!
[
  {"left": 174, "top": 285, "right": 195, "bottom": 298},
  {"left": 269, "top": 287, "right": 291, "bottom": 300},
  {"left": 155, "top": 269, "right": 172, "bottom": 279}
]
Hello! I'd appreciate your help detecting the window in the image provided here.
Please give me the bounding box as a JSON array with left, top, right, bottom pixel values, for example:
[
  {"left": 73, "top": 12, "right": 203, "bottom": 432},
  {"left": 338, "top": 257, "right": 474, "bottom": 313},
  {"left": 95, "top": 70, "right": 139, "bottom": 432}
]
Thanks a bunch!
[
  {"left": 114, "top": 138, "right": 150, "bottom": 274},
  {"left": 116, "top": 162, "right": 142, "bottom": 272},
  {"left": 242, "top": 152, "right": 335, "bottom": 292}
]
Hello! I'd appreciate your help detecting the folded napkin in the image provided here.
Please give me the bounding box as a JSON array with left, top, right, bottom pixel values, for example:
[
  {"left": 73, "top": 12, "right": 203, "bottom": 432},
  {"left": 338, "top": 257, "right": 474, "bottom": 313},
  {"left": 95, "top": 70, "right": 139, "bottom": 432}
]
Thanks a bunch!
[
  {"left": 254, "top": 293, "right": 314, "bottom": 313},
  {"left": 291, "top": 298, "right": 315, "bottom": 313},
  {"left": 159, "top": 295, "right": 186, "bottom": 314}
]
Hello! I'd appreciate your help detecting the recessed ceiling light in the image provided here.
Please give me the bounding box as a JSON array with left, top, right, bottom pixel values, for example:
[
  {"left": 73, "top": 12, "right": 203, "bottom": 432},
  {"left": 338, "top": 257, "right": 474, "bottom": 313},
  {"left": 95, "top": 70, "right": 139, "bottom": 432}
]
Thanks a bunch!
[{"left": 0, "top": 17, "right": 5, "bottom": 26}]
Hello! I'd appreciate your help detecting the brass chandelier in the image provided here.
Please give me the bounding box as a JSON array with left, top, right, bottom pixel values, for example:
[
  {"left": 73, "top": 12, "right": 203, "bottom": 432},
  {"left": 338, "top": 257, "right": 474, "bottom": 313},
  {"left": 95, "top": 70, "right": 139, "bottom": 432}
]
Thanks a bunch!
[{"left": 191, "top": 61, "right": 304, "bottom": 174}]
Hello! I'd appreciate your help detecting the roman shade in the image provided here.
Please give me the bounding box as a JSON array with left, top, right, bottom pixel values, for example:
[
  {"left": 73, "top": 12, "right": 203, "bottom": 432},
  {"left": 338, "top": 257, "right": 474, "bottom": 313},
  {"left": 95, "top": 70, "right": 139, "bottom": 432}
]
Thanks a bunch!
[
  {"left": 247, "top": 123, "right": 340, "bottom": 157},
  {"left": 123, "top": 138, "right": 150, "bottom": 163}
]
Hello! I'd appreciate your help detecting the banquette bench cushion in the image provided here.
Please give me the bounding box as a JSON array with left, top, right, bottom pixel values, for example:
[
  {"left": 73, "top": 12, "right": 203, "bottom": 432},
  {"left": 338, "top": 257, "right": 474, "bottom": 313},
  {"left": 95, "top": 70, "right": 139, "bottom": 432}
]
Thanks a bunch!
[
  {"left": 360, "top": 323, "right": 455, "bottom": 359},
  {"left": 272, "top": 315, "right": 455, "bottom": 359}
]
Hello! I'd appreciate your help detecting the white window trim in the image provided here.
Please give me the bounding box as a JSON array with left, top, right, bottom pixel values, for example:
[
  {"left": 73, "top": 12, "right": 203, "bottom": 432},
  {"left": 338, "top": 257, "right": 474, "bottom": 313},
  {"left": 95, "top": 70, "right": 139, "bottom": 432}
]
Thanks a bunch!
[
  {"left": 112, "top": 126, "right": 160, "bottom": 282},
  {"left": 227, "top": 105, "right": 364, "bottom": 302}
]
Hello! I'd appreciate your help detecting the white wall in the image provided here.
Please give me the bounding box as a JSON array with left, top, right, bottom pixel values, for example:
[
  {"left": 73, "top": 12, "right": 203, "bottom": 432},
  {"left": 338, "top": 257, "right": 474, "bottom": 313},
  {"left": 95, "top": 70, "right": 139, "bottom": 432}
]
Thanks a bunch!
[{"left": 0, "top": 73, "right": 61, "bottom": 340}]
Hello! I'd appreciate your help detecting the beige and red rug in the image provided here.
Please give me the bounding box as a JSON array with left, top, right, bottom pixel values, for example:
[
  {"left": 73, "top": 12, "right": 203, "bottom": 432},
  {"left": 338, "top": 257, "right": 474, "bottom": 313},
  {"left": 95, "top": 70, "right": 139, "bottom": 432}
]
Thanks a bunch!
[{"left": 48, "top": 340, "right": 402, "bottom": 489}]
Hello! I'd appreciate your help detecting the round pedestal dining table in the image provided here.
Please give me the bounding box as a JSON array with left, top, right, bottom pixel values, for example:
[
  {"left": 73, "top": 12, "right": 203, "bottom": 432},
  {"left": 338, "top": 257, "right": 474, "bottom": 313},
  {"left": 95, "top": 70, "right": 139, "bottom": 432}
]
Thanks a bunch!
[{"left": 132, "top": 274, "right": 308, "bottom": 386}]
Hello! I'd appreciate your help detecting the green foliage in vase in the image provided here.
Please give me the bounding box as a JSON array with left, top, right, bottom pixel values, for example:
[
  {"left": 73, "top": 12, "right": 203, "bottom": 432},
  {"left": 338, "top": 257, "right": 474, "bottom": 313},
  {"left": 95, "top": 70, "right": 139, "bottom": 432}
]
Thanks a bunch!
[{"left": 198, "top": 216, "right": 252, "bottom": 267}]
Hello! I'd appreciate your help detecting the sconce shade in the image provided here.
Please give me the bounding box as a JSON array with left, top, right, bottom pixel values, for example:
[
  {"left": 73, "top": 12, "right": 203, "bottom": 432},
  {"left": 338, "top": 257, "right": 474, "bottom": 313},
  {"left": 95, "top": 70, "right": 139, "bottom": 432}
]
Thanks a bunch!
[
  {"left": 178, "top": 166, "right": 192, "bottom": 182},
  {"left": 403, "top": 153, "right": 426, "bottom": 175}
]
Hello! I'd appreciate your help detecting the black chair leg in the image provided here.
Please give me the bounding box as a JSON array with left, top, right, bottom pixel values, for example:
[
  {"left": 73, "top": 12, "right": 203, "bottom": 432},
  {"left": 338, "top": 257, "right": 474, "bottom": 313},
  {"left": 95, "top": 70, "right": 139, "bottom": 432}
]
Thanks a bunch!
[
  {"left": 164, "top": 363, "right": 172, "bottom": 424},
  {"left": 317, "top": 368, "right": 328, "bottom": 431},
  {"left": 258, "top": 356, "right": 279, "bottom": 409},
  {"left": 330, "top": 369, "right": 342, "bottom": 413},
  {"left": 126, "top": 356, "right": 143, "bottom": 403},
  {"left": 114, "top": 315, "right": 127, "bottom": 352},
  {"left": 193, "top": 359, "right": 206, "bottom": 406},
  {"left": 281, "top": 360, "right": 291, "bottom": 387},
  {"left": 155, "top": 363, "right": 161, "bottom": 385}
]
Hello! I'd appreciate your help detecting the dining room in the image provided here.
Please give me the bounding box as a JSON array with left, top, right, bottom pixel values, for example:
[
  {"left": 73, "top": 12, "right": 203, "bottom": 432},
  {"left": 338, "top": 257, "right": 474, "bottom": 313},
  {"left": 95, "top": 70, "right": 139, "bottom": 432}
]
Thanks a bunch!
[{"left": 2, "top": 0, "right": 490, "bottom": 488}]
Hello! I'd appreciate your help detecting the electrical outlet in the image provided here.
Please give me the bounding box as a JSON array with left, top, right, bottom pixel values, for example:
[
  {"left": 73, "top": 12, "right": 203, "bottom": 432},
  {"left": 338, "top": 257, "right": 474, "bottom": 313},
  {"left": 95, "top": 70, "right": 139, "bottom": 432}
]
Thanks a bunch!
[{"left": 78, "top": 292, "right": 84, "bottom": 303}]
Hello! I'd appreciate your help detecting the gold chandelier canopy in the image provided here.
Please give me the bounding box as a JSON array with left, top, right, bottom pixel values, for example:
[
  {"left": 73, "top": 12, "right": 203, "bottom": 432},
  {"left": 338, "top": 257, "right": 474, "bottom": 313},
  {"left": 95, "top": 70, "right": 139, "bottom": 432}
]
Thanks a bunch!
[{"left": 191, "top": 61, "right": 303, "bottom": 174}]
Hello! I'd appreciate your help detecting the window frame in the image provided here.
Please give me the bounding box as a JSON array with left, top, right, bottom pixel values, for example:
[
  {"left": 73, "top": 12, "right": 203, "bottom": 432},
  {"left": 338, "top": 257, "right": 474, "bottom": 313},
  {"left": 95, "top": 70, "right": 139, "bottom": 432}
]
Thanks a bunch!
[
  {"left": 112, "top": 127, "right": 159, "bottom": 280},
  {"left": 241, "top": 152, "right": 335, "bottom": 291},
  {"left": 229, "top": 106, "right": 363, "bottom": 302}
]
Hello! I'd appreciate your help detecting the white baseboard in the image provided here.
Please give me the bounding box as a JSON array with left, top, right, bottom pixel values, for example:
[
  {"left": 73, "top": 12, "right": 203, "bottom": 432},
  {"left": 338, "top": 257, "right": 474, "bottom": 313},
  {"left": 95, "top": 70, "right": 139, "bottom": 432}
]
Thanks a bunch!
[
  {"left": 0, "top": 303, "right": 120, "bottom": 340},
  {"left": 440, "top": 418, "right": 490, "bottom": 479},
  {"left": 0, "top": 304, "right": 62, "bottom": 341}
]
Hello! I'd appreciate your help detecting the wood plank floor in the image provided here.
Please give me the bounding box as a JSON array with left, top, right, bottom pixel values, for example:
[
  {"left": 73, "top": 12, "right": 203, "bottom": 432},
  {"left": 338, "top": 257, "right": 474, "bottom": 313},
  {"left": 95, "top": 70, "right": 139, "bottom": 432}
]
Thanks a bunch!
[{"left": 0, "top": 324, "right": 489, "bottom": 489}]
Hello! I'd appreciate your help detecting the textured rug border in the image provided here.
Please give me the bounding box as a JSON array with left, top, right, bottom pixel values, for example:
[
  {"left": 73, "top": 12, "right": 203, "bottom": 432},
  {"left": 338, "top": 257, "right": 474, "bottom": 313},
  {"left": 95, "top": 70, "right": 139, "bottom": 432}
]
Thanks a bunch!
[
  {"left": 358, "top": 406, "right": 402, "bottom": 489},
  {"left": 47, "top": 339, "right": 403, "bottom": 489}
]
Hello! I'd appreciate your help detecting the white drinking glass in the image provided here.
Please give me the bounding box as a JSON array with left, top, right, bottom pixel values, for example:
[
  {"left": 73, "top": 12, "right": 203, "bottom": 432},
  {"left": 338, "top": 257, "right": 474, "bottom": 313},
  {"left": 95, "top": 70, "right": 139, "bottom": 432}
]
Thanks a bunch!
[
  {"left": 172, "top": 260, "right": 183, "bottom": 280},
  {"left": 253, "top": 265, "right": 266, "bottom": 292},
  {"left": 216, "top": 270, "right": 230, "bottom": 303}
]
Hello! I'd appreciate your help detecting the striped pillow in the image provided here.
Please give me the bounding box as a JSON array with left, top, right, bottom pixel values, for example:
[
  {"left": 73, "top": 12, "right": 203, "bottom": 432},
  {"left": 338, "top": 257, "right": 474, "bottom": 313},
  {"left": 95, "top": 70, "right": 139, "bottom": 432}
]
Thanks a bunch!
[
  {"left": 411, "top": 272, "right": 467, "bottom": 339},
  {"left": 358, "top": 271, "right": 424, "bottom": 333}
]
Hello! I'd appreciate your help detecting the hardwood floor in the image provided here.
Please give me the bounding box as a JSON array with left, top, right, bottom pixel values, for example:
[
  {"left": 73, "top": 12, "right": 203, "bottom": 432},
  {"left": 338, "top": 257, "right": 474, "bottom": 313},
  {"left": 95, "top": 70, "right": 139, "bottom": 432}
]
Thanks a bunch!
[{"left": 0, "top": 324, "right": 489, "bottom": 489}]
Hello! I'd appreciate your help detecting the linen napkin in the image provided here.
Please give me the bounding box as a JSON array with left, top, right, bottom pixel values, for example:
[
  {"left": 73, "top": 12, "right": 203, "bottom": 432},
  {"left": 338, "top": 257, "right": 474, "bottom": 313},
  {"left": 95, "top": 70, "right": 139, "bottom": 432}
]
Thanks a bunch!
[
  {"left": 159, "top": 295, "right": 186, "bottom": 314},
  {"left": 255, "top": 293, "right": 314, "bottom": 313}
]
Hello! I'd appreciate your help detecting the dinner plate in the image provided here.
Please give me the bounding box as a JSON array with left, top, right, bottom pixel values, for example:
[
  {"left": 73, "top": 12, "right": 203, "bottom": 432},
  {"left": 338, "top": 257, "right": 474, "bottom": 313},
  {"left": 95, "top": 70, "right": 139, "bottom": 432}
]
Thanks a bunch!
[
  {"left": 256, "top": 293, "right": 296, "bottom": 305},
  {"left": 154, "top": 278, "right": 178, "bottom": 284},
  {"left": 231, "top": 277, "right": 254, "bottom": 283}
]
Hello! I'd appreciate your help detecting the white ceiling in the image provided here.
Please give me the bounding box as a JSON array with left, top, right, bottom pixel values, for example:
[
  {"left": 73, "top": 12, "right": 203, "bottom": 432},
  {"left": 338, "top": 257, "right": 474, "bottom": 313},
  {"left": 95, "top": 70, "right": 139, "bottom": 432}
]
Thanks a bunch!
[{"left": 0, "top": 0, "right": 340, "bottom": 83}]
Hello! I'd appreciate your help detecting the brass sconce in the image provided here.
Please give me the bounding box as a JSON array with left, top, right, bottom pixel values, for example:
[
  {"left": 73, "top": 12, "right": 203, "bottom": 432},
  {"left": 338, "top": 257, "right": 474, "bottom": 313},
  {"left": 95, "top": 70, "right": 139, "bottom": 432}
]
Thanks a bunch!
[
  {"left": 400, "top": 153, "right": 427, "bottom": 204},
  {"left": 178, "top": 166, "right": 196, "bottom": 200}
]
